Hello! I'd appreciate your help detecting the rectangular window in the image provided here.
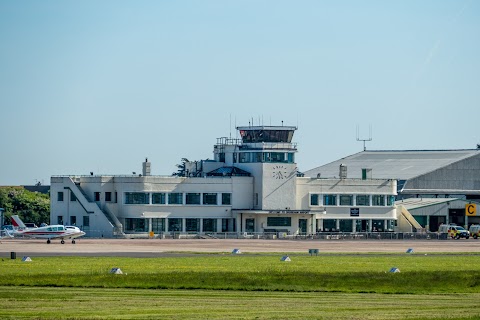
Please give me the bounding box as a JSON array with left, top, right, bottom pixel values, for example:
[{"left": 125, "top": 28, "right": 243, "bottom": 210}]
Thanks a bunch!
[
  {"left": 70, "top": 192, "right": 77, "bottom": 202},
  {"left": 70, "top": 216, "right": 76, "bottom": 226},
  {"left": 58, "top": 192, "right": 64, "bottom": 202},
  {"left": 239, "top": 153, "right": 249, "bottom": 163},
  {"left": 339, "top": 195, "right": 353, "bottom": 206},
  {"left": 152, "top": 218, "right": 165, "bottom": 233},
  {"left": 83, "top": 216, "right": 89, "bottom": 227},
  {"left": 168, "top": 218, "right": 182, "bottom": 232},
  {"left": 219, "top": 152, "right": 225, "bottom": 162},
  {"left": 186, "top": 193, "right": 200, "bottom": 205},
  {"left": 94, "top": 192, "right": 100, "bottom": 202},
  {"left": 203, "top": 219, "right": 217, "bottom": 232},
  {"left": 186, "top": 218, "right": 199, "bottom": 232},
  {"left": 222, "top": 193, "right": 231, "bottom": 205},
  {"left": 125, "top": 192, "right": 149, "bottom": 204},
  {"left": 310, "top": 194, "right": 319, "bottom": 206},
  {"left": 356, "top": 195, "right": 369, "bottom": 206},
  {"left": 372, "top": 195, "right": 385, "bottom": 206},
  {"left": 267, "top": 217, "right": 291, "bottom": 227},
  {"left": 152, "top": 193, "right": 166, "bottom": 204},
  {"left": 105, "top": 192, "right": 112, "bottom": 202},
  {"left": 203, "top": 193, "right": 217, "bottom": 205},
  {"left": 323, "top": 194, "right": 337, "bottom": 206},
  {"left": 387, "top": 195, "right": 395, "bottom": 206},
  {"left": 168, "top": 193, "right": 183, "bottom": 205},
  {"left": 125, "top": 218, "right": 148, "bottom": 232},
  {"left": 114, "top": 192, "right": 118, "bottom": 203},
  {"left": 57, "top": 216, "right": 63, "bottom": 225}
]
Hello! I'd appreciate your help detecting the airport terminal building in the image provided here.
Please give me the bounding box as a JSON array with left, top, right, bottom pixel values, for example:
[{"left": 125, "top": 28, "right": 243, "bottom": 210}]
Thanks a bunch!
[{"left": 50, "top": 125, "right": 398, "bottom": 237}]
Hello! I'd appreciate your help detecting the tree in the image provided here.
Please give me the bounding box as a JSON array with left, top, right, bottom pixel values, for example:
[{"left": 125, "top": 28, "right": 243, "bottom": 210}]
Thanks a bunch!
[{"left": 0, "top": 187, "right": 50, "bottom": 226}]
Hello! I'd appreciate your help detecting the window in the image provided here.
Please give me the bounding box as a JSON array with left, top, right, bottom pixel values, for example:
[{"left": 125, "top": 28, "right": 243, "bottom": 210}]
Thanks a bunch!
[
  {"left": 372, "top": 195, "right": 385, "bottom": 206},
  {"left": 203, "top": 219, "right": 217, "bottom": 232},
  {"left": 239, "top": 152, "right": 249, "bottom": 163},
  {"left": 152, "top": 193, "right": 166, "bottom": 204},
  {"left": 203, "top": 193, "right": 217, "bottom": 205},
  {"left": 83, "top": 216, "right": 89, "bottom": 227},
  {"left": 57, "top": 216, "right": 63, "bottom": 225},
  {"left": 186, "top": 218, "right": 200, "bottom": 232},
  {"left": 339, "top": 195, "right": 353, "bottom": 206},
  {"left": 58, "top": 192, "right": 64, "bottom": 202},
  {"left": 323, "top": 195, "right": 337, "bottom": 206},
  {"left": 125, "top": 218, "right": 148, "bottom": 232},
  {"left": 356, "top": 195, "right": 369, "bottom": 206},
  {"left": 94, "top": 192, "right": 100, "bottom": 202},
  {"left": 168, "top": 218, "right": 182, "bottom": 232},
  {"left": 152, "top": 218, "right": 165, "bottom": 233},
  {"left": 125, "top": 192, "right": 149, "bottom": 204},
  {"left": 219, "top": 153, "right": 225, "bottom": 162},
  {"left": 70, "top": 192, "right": 77, "bottom": 202},
  {"left": 387, "top": 195, "right": 395, "bottom": 206},
  {"left": 114, "top": 192, "right": 118, "bottom": 203},
  {"left": 105, "top": 192, "right": 112, "bottom": 202},
  {"left": 222, "top": 193, "right": 231, "bottom": 205},
  {"left": 168, "top": 193, "right": 183, "bottom": 205},
  {"left": 310, "top": 194, "right": 319, "bottom": 206},
  {"left": 70, "top": 216, "right": 76, "bottom": 226},
  {"left": 186, "top": 193, "right": 200, "bottom": 205},
  {"left": 267, "top": 217, "right": 291, "bottom": 227}
]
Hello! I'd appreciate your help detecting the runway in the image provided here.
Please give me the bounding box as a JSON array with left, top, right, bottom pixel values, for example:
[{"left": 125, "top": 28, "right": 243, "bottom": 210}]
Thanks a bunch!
[{"left": 1, "top": 238, "right": 479, "bottom": 257}]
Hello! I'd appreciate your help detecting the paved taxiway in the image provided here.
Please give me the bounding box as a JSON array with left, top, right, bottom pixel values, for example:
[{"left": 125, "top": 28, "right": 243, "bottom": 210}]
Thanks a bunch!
[{"left": 1, "top": 238, "right": 479, "bottom": 257}]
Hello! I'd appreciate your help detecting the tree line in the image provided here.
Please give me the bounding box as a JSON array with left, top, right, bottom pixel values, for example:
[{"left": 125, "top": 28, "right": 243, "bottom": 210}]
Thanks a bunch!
[{"left": 0, "top": 187, "right": 50, "bottom": 226}]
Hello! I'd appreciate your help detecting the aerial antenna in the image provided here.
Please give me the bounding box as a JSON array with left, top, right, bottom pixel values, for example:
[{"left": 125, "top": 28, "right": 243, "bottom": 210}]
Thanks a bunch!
[
  {"left": 356, "top": 125, "right": 372, "bottom": 151},
  {"left": 229, "top": 114, "right": 232, "bottom": 139}
]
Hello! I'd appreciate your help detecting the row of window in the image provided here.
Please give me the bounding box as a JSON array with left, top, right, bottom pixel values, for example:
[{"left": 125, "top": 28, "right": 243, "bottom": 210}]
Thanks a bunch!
[
  {"left": 310, "top": 194, "right": 395, "bottom": 207},
  {"left": 57, "top": 215, "right": 89, "bottom": 227},
  {"left": 125, "top": 192, "right": 232, "bottom": 205},
  {"left": 125, "top": 218, "right": 236, "bottom": 233},
  {"left": 57, "top": 191, "right": 232, "bottom": 206},
  {"left": 218, "top": 152, "right": 295, "bottom": 164}
]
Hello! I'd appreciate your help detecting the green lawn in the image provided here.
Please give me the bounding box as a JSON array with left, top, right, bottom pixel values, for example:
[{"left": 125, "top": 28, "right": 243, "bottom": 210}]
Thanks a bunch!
[{"left": 1, "top": 254, "right": 480, "bottom": 319}]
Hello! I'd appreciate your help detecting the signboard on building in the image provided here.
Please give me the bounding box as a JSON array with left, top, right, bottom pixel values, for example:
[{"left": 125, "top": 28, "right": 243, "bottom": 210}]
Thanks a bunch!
[
  {"left": 466, "top": 204, "right": 477, "bottom": 216},
  {"left": 350, "top": 208, "right": 360, "bottom": 217}
]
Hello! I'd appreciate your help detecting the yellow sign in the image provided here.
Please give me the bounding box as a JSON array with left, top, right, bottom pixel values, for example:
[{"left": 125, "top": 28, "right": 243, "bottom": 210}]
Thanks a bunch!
[{"left": 466, "top": 204, "right": 477, "bottom": 216}]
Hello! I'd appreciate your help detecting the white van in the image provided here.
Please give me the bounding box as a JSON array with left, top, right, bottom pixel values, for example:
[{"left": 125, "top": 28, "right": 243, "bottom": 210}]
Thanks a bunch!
[
  {"left": 438, "top": 224, "right": 456, "bottom": 234},
  {"left": 469, "top": 225, "right": 480, "bottom": 239}
]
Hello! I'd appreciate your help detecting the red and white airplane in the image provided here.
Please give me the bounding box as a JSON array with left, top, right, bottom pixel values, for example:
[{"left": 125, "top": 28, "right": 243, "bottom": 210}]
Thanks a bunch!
[{"left": 9, "top": 215, "right": 86, "bottom": 244}]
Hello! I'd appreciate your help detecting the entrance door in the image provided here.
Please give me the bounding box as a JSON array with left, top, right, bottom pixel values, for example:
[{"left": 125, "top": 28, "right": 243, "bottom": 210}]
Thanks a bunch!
[
  {"left": 299, "top": 219, "right": 307, "bottom": 234},
  {"left": 449, "top": 209, "right": 465, "bottom": 226},
  {"left": 245, "top": 219, "right": 255, "bottom": 233}
]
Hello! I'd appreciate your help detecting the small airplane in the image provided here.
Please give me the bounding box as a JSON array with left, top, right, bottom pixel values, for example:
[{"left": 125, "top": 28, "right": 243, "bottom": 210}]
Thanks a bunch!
[{"left": 9, "top": 215, "right": 86, "bottom": 244}]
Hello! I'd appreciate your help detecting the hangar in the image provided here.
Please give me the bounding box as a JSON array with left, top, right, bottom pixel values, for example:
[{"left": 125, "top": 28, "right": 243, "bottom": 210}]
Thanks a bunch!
[{"left": 305, "top": 149, "right": 480, "bottom": 231}]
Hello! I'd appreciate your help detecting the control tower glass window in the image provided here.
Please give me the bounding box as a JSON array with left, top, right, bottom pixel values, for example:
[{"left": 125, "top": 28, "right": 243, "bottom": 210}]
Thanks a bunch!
[{"left": 239, "top": 129, "right": 294, "bottom": 143}]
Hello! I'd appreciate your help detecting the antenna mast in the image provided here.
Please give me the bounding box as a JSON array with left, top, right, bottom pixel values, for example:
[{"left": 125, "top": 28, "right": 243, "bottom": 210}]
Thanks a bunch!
[{"left": 356, "top": 125, "right": 372, "bottom": 151}]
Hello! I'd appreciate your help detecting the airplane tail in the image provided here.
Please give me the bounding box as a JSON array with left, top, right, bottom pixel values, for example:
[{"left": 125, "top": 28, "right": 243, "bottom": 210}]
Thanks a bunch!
[{"left": 11, "top": 215, "right": 27, "bottom": 229}]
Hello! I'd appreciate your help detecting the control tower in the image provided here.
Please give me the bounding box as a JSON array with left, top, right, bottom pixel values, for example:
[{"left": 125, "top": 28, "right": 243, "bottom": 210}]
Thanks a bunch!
[{"left": 214, "top": 125, "right": 298, "bottom": 210}]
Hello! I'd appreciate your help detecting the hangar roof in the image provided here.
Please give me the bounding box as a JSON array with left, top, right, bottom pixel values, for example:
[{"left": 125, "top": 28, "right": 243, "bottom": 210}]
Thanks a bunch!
[{"left": 304, "top": 149, "right": 480, "bottom": 180}]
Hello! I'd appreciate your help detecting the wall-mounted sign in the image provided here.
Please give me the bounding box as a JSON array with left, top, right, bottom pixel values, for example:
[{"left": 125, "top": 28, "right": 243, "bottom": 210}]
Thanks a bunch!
[
  {"left": 466, "top": 204, "right": 477, "bottom": 216},
  {"left": 350, "top": 208, "right": 360, "bottom": 217}
]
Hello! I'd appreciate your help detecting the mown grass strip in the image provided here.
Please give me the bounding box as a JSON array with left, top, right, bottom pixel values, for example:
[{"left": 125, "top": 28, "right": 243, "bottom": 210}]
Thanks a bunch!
[
  {"left": 0, "top": 287, "right": 479, "bottom": 319},
  {"left": 1, "top": 255, "right": 480, "bottom": 294}
]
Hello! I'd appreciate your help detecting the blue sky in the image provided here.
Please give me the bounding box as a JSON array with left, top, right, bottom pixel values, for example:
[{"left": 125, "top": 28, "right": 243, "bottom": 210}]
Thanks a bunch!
[{"left": 1, "top": 0, "right": 479, "bottom": 186}]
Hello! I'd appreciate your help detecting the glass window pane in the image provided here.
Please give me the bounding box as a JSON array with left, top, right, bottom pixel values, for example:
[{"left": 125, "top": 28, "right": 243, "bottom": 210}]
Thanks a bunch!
[
  {"left": 203, "top": 193, "right": 217, "bottom": 205},
  {"left": 310, "top": 194, "right": 319, "bottom": 206},
  {"left": 339, "top": 195, "right": 353, "bottom": 206},
  {"left": 356, "top": 195, "right": 369, "bottom": 206},
  {"left": 125, "top": 192, "right": 149, "bottom": 204},
  {"left": 168, "top": 218, "right": 182, "bottom": 231},
  {"left": 372, "top": 195, "right": 385, "bottom": 206},
  {"left": 267, "top": 217, "right": 291, "bottom": 227},
  {"left": 168, "top": 193, "right": 183, "bottom": 205},
  {"left": 152, "top": 193, "right": 166, "bottom": 204},
  {"left": 323, "top": 195, "right": 337, "bottom": 206},
  {"left": 222, "top": 193, "right": 231, "bottom": 205},
  {"left": 186, "top": 193, "right": 200, "bottom": 205}
]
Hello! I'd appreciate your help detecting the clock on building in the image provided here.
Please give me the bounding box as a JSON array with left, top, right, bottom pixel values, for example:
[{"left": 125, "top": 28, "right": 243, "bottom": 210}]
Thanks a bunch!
[{"left": 272, "top": 165, "right": 288, "bottom": 179}]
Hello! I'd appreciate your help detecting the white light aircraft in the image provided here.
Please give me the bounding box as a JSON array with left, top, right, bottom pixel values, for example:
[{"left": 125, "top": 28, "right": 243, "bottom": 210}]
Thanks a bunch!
[{"left": 9, "top": 215, "right": 86, "bottom": 244}]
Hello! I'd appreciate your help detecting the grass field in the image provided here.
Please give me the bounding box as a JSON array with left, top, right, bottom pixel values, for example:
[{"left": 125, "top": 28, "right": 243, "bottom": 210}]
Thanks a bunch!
[{"left": 1, "top": 254, "right": 480, "bottom": 319}]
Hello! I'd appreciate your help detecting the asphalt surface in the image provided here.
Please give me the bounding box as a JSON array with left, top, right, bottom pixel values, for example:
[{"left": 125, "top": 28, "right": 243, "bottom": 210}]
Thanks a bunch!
[{"left": 1, "top": 237, "right": 480, "bottom": 257}]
